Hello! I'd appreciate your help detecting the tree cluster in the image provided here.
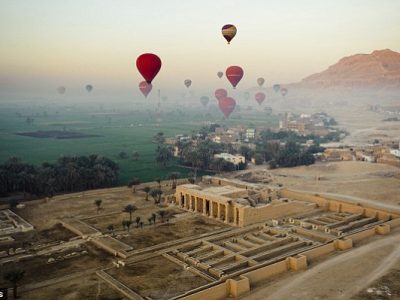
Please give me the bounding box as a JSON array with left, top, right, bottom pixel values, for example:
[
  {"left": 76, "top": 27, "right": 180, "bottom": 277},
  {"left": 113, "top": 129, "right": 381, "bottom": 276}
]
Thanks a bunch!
[{"left": 0, "top": 155, "right": 119, "bottom": 198}]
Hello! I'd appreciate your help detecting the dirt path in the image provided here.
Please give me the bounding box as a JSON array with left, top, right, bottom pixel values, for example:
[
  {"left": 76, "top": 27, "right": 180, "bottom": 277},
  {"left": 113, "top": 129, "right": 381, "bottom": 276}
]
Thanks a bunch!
[{"left": 242, "top": 232, "right": 400, "bottom": 300}]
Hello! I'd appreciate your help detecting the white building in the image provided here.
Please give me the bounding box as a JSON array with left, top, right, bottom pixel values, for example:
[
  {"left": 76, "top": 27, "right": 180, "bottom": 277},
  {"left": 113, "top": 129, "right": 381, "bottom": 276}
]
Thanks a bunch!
[
  {"left": 214, "top": 153, "right": 245, "bottom": 165},
  {"left": 390, "top": 149, "right": 400, "bottom": 158},
  {"left": 245, "top": 129, "right": 256, "bottom": 140}
]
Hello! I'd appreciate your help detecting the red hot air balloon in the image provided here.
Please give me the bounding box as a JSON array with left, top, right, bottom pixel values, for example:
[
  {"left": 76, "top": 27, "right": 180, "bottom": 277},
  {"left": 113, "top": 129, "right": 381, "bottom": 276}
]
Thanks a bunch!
[
  {"left": 215, "top": 88, "right": 228, "bottom": 100},
  {"left": 218, "top": 97, "right": 236, "bottom": 118},
  {"left": 139, "top": 81, "right": 152, "bottom": 98},
  {"left": 136, "top": 53, "right": 161, "bottom": 84},
  {"left": 226, "top": 66, "right": 244, "bottom": 88},
  {"left": 217, "top": 71, "right": 223, "bottom": 79},
  {"left": 255, "top": 92, "right": 266, "bottom": 105}
]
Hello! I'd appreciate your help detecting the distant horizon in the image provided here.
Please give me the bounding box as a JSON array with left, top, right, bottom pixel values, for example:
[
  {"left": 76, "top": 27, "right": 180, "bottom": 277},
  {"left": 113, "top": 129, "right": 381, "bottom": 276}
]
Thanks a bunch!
[{"left": 1, "top": 0, "right": 400, "bottom": 98}]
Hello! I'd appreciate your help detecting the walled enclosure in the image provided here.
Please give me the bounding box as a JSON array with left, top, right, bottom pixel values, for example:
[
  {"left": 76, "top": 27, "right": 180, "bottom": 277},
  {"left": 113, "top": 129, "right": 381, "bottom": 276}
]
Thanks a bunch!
[{"left": 55, "top": 177, "right": 400, "bottom": 300}]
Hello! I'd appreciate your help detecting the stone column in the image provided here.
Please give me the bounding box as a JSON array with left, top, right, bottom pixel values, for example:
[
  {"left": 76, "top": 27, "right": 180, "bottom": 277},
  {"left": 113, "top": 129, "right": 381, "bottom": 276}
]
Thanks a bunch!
[
  {"left": 210, "top": 201, "right": 214, "bottom": 218},
  {"left": 203, "top": 199, "right": 207, "bottom": 215},
  {"left": 233, "top": 207, "right": 237, "bottom": 225},
  {"left": 195, "top": 197, "right": 199, "bottom": 212},
  {"left": 189, "top": 197, "right": 193, "bottom": 210},
  {"left": 217, "top": 203, "right": 221, "bottom": 220},
  {"left": 225, "top": 205, "right": 229, "bottom": 223}
]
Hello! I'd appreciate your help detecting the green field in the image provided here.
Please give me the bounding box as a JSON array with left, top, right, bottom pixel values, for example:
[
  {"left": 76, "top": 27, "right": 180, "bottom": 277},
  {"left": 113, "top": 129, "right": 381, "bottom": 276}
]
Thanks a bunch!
[{"left": 0, "top": 99, "right": 278, "bottom": 184}]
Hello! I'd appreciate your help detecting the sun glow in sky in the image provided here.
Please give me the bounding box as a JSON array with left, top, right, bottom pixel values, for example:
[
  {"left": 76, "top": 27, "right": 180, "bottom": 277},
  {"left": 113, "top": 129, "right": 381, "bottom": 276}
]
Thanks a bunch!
[{"left": 1, "top": 0, "right": 399, "bottom": 96}]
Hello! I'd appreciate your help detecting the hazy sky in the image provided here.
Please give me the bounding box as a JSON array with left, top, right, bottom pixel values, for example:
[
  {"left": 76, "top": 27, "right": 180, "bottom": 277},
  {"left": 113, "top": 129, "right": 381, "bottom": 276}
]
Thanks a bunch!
[{"left": 1, "top": 0, "right": 399, "bottom": 96}]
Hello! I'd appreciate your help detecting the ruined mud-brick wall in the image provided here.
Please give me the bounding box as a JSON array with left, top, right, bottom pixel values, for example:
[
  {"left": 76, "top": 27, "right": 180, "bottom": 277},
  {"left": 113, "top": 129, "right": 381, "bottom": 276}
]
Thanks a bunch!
[
  {"left": 278, "top": 190, "right": 400, "bottom": 220},
  {"left": 239, "top": 201, "right": 317, "bottom": 227}
]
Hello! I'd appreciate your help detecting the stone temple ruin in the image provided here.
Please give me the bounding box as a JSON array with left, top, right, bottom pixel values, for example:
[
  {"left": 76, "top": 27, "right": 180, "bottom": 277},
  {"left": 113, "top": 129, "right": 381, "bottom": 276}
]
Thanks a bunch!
[
  {"left": 0, "top": 209, "right": 33, "bottom": 236},
  {"left": 54, "top": 176, "right": 400, "bottom": 299}
]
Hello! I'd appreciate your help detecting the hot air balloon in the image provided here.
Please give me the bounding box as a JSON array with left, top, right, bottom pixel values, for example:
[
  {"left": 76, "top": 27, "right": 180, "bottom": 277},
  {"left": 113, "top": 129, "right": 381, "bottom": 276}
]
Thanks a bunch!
[
  {"left": 280, "top": 88, "right": 288, "bottom": 96},
  {"left": 184, "top": 79, "right": 192, "bottom": 88},
  {"left": 139, "top": 81, "right": 152, "bottom": 98},
  {"left": 217, "top": 71, "right": 223, "bottom": 79},
  {"left": 221, "top": 24, "right": 237, "bottom": 44},
  {"left": 200, "top": 96, "right": 210, "bottom": 107},
  {"left": 218, "top": 97, "right": 236, "bottom": 118},
  {"left": 243, "top": 91, "right": 250, "bottom": 101},
  {"left": 215, "top": 88, "right": 228, "bottom": 100},
  {"left": 255, "top": 92, "right": 266, "bottom": 105},
  {"left": 257, "top": 78, "right": 265, "bottom": 87},
  {"left": 57, "top": 86, "right": 66, "bottom": 94},
  {"left": 273, "top": 84, "right": 281, "bottom": 93},
  {"left": 136, "top": 53, "right": 161, "bottom": 84},
  {"left": 226, "top": 66, "right": 244, "bottom": 88},
  {"left": 85, "top": 84, "right": 93, "bottom": 92}
]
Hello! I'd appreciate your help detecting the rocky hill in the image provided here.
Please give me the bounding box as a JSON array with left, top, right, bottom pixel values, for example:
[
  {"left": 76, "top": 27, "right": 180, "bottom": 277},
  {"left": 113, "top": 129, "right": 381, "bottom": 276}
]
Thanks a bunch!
[{"left": 301, "top": 49, "right": 400, "bottom": 88}]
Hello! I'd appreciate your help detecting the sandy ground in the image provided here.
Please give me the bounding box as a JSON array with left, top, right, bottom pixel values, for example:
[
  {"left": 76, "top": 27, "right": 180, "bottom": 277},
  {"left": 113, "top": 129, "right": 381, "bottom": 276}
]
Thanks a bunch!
[
  {"left": 242, "top": 228, "right": 400, "bottom": 300},
  {"left": 271, "top": 161, "right": 400, "bottom": 206},
  {"left": 233, "top": 161, "right": 400, "bottom": 206},
  {"left": 107, "top": 256, "right": 209, "bottom": 299},
  {"left": 19, "top": 273, "right": 123, "bottom": 300}
]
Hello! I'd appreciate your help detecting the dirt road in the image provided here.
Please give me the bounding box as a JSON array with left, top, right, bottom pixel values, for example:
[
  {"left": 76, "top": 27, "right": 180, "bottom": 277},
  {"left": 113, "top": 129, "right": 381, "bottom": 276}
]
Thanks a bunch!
[{"left": 242, "top": 231, "right": 400, "bottom": 300}]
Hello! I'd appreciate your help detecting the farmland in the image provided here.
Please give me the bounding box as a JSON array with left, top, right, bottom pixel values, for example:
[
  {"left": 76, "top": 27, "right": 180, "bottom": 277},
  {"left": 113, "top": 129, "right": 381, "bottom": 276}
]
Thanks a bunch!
[{"left": 0, "top": 99, "right": 278, "bottom": 184}]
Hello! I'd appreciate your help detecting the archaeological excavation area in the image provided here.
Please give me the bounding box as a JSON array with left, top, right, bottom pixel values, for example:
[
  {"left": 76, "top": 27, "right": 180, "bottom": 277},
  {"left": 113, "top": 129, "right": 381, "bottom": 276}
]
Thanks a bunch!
[
  {"left": 1, "top": 175, "right": 399, "bottom": 300},
  {"left": 94, "top": 178, "right": 400, "bottom": 300}
]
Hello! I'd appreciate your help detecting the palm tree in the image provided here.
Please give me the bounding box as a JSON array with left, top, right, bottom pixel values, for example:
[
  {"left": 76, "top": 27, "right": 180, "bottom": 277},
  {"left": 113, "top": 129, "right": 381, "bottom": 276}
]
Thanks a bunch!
[
  {"left": 158, "top": 210, "right": 167, "bottom": 222},
  {"left": 155, "top": 178, "right": 161, "bottom": 189},
  {"left": 3, "top": 269, "right": 24, "bottom": 299},
  {"left": 94, "top": 199, "right": 102, "bottom": 214},
  {"left": 148, "top": 217, "right": 153, "bottom": 225},
  {"left": 128, "top": 177, "right": 141, "bottom": 193},
  {"left": 123, "top": 204, "right": 137, "bottom": 222},
  {"left": 126, "top": 220, "right": 132, "bottom": 232},
  {"left": 156, "top": 146, "right": 172, "bottom": 168},
  {"left": 107, "top": 224, "right": 114, "bottom": 235},
  {"left": 150, "top": 189, "right": 162, "bottom": 204},
  {"left": 143, "top": 186, "right": 151, "bottom": 200},
  {"left": 135, "top": 216, "right": 141, "bottom": 228},
  {"left": 139, "top": 221, "right": 144, "bottom": 228},
  {"left": 167, "top": 172, "right": 180, "bottom": 189},
  {"left": 121, "top": 220, "right": 127, "bottom": 231},
  {"left": 152, "top": 213, "right": 157, "bottom": 224},
  {"left": 153, "top": 132, "right": 165, "bottom": 144}
]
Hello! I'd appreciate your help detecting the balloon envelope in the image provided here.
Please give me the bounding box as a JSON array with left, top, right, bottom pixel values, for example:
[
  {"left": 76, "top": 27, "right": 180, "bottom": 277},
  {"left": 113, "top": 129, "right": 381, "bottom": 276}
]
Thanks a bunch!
[
  {"left": 215, "top": 88, "right": 228, "bottom": 100},
  {"left": 85, "top": 84, "right": 93, "bottom": 92},
  {"left": 281, "top": 88, "right": 288, "bottom": 96},
  {"left": 225, "top": 66, "right": 244, "bottom": 88},
  {"left": 200, "top": 96, "right": 209, "bottom": 107},
  {"left": 273, "top": 84, "right": 281, "bottom": 93},
  {"left": 184, "top": 79, "right": 192, "bottom": 88},
  {"left": 255, "top": 92, "right": 266, "bottom": 105},
  {"left": 139, "top": 81, "right": 152, "bottom": 98},
  {"left": 57, "top": 86, "right": 66, "bottom": 94},
  {"left": 257, "top": 78, "right": 265, "bottom": 87},
  {"left": 218, "top": 97, "right": 236, "bottom": 118},
  {"left": 136, "top": 53, "right": 162, "bottom": 84},
  {"left": 221, "top": 24, "right": 237, "bottom": 44},
  {"left": 217, "top": 71, "right": 223, "bottom": 79}
]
